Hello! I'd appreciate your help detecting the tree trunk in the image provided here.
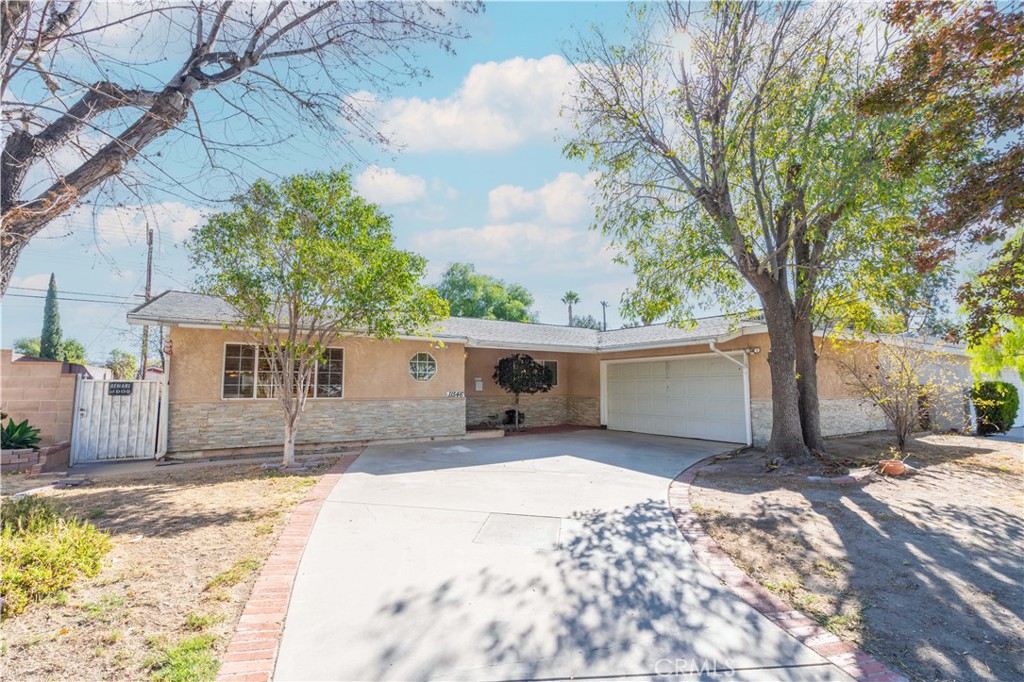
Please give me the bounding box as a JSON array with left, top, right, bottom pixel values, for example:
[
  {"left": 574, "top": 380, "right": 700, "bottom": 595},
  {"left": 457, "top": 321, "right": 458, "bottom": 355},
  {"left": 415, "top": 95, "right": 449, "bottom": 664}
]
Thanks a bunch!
[
  {"left": 283, "top": 412, "right": 299, "bottom": 467},
  {"left": 794, "top": 315, "right": 827, "bottom": 452},
  {"left": 514, "top": 393, "right": 521, "bottom": 431},
  {"left": 760, "top": 288, "right": 811, "bottom": 462}
]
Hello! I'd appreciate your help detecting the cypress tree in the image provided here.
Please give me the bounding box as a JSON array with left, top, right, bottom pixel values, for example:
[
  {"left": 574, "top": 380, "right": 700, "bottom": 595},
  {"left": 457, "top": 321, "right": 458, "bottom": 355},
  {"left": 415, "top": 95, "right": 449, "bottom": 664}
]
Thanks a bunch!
[{"left": 40, "top": 273, "right": 64, "bottom": 360}]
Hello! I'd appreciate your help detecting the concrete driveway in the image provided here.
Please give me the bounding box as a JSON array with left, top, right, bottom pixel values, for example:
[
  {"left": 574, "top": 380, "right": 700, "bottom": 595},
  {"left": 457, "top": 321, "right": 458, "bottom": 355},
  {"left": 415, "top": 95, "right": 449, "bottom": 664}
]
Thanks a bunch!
[{"left": 275, "top": 430, "right": 850, "bottom": 681}]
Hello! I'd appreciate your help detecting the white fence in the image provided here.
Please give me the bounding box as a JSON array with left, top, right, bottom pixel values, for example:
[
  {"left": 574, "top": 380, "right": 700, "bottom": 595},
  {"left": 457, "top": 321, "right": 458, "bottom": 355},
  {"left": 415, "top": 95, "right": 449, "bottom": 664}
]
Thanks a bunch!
[{"left": 70, "top": 379, "right": 162, "bottom": 464}]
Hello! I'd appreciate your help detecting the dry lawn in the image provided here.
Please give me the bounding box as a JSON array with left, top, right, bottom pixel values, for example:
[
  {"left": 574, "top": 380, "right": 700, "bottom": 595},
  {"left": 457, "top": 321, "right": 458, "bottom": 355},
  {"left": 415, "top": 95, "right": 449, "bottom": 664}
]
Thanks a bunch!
[
  {"left": 690, "top": 432, "right": 1023, "bottom": 682},
  {"left": 0, "top": 459, "right": 339, "bottom": 681}
]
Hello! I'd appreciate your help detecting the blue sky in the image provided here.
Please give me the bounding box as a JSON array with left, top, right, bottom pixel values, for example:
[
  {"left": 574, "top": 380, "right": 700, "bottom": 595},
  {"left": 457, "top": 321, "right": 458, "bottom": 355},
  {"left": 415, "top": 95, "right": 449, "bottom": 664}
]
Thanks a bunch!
[{"left": 3, "top": 2, "right": 665, "bottom": 361}]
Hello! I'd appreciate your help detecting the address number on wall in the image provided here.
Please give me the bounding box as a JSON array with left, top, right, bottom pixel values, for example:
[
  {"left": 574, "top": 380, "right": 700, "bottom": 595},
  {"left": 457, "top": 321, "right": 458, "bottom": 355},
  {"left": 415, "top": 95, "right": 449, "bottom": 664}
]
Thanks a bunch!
[{"left": 446, "top": 390, "right": 465, "bottom": 398}]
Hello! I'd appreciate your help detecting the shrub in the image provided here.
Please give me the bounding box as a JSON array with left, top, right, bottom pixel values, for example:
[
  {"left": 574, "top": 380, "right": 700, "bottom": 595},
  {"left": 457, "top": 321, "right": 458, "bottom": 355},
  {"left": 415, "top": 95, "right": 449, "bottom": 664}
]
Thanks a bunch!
[
  {"left": 1, "top": 418, "right": 41, "bottom": 450},
  {"left": 0, "top": 496, "right": 112, "bottom": 617},
  {"left": 146, "top": 634, "right": 220, "bottom": 682},
  {"left": 972, "top": 381, "right": 1020, "bottom": 434}
]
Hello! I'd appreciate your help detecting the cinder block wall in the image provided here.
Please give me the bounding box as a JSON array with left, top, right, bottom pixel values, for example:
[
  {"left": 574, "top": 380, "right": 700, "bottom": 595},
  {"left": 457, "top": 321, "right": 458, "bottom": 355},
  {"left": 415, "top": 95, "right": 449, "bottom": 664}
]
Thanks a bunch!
[{"left": 0, "top": 350, "right": 76, "bottom": 445}]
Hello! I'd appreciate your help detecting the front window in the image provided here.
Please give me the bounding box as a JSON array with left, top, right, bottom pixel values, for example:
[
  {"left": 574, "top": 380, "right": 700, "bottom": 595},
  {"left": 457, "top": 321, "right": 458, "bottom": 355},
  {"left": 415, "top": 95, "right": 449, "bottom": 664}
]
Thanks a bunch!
[
  {"left": 409, "top": 352, "right": 437, "bottom": 381},
  {"left": 543, "top": 360, "right": 558, "bottom": 386},
  {"left": 222, "top": 344, "right": 343, "bottom": 399},
  {"left": 257, "top": 348, "right": 308, "bottom": 399},
  {"left": 223, "top": 344, "right": 255, "bottom": 399},
  {"left": 316, "top": 348, "right": 345, "bottom": 397}
]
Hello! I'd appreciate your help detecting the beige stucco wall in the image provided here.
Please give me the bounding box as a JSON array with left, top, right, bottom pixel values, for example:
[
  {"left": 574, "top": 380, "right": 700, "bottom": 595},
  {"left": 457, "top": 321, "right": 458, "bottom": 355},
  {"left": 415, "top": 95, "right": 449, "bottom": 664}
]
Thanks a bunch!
[
  {"left": 464, "top": 348, "right": 578, "bottom": 398},
  {"left": 163, "top": 325, "right": 975, "bottom": 454},
  {"left": 165, "top": 327, "right": 467, "bottom": 456},
  {"left": 0, "top": 350, "right": 76, "bottom": 445},
  {"left": 168, "top": 327, "right": 466, "bottom": 404}
]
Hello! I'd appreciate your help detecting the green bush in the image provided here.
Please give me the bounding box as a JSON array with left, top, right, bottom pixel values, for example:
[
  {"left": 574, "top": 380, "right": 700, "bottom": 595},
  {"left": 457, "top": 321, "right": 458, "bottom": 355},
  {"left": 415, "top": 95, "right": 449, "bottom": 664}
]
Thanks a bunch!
[
  {"left": 0, "top": 496, "right": 112, "bottom": 617},
  {"left": 1, "top": 418, "right": 41, "bottom": 450},
  {"left": 146, "top": 634, "right": 220, "bottom": 682},
  {"left": 972, "top": 381, "right": 1021, "bottom": 435}
]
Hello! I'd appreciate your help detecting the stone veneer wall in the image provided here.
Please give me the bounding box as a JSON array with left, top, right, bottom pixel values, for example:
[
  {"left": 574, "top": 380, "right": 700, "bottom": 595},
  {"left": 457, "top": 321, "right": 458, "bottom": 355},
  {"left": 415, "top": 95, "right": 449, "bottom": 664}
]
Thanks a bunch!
[
  {"left": 169, "top": 398, "right": 465, "bottom": 457},
  {"left": 568, "top": 396, "right": 600, "bottom": 427},
  {"left": 751, "top": 398, "right": 889, "bottom": 446},
  {"left": 466, "top": 395, "right": 568, "bottom": 428},
  {"left": 465, "top": 395, "right": 601, "bottom": 428}
]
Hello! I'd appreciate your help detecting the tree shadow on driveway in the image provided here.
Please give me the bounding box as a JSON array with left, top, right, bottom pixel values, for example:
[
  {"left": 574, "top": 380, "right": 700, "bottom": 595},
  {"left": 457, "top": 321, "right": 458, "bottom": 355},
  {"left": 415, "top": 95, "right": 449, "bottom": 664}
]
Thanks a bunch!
[{"left": 356, "top": 498, "right": 840, "bottom": 681}]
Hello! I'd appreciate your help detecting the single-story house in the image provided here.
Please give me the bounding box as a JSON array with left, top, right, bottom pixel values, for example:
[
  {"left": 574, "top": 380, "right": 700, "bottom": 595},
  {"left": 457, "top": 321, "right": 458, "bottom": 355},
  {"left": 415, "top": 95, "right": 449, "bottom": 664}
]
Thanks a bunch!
[{"left": 127, "top": 291, "right": 974, "bottom": 458}]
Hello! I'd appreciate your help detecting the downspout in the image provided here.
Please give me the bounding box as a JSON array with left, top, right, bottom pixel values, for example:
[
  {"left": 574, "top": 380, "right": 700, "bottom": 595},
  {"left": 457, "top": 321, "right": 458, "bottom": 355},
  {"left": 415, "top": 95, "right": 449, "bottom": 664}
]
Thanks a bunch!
[
  {"left": 155, "top": 351, "right": 170, "bottom": 459},
  {"left": 710, "top": 340, "right": 753, "bottom": 446}
]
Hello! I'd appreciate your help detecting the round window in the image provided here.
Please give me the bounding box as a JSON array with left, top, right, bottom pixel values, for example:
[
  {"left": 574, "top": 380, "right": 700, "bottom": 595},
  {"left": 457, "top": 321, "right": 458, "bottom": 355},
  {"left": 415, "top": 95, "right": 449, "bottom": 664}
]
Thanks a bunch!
[{"left": 409, "top": 352, "right": 437, "bottom": 381}]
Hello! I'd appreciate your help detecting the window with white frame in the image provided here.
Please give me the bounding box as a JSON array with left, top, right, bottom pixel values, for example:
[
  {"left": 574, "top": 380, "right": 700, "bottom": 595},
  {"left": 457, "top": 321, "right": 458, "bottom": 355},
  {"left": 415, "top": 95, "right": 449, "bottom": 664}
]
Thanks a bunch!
[
  {"left": 222, "top": 344, "right": 343, "bottom": 399},
  {"left": 543, "top": 360, "right": 558, "bottom": 386},
  {"left": 409, "top": 352, "right": 437, "bottom": 381}
]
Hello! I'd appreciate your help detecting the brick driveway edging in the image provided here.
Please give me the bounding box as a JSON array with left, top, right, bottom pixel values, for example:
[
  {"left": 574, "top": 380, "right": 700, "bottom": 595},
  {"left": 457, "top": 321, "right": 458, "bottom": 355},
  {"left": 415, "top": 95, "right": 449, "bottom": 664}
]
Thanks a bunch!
[
  {"left": 668, "top": 457, "right": 910, "bottom": 682},
  {"left": 217, "top": 454, "right": 359, "bottom": 682}
]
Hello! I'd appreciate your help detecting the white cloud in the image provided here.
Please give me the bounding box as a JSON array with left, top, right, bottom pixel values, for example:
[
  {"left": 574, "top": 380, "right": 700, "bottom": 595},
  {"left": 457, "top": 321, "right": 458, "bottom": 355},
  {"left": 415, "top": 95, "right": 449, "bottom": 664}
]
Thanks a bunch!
[
  {"left": 354, "top": 166, "right": 427, "bottom": 205},
  {"left": 365, "top": 55, "right": 577, "bottom": 152},
  {"left": 87, "top": 202, "right": 208, "bottom": 250},
  {"left": 8, "top": 272, "right": 52, "bottom": 290},
  {"left": 411, "top": 220, "right": 619, "bottom": 279},
  {"left": 488, "top": 172, "right": 598, "bottom": 225}
]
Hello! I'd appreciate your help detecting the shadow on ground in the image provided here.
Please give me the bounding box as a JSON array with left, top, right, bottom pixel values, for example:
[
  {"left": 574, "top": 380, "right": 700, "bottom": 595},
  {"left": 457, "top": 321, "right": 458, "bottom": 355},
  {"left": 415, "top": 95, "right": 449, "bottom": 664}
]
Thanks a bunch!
[
  {"left": 357, "top": 499, "right": 833, "bottom": 681},
  {"left": 37, "top": 464, "right": 327, "bottom": 539},
  {"left": 690, "top": 433, "right": 1024, "bottom": 681}
]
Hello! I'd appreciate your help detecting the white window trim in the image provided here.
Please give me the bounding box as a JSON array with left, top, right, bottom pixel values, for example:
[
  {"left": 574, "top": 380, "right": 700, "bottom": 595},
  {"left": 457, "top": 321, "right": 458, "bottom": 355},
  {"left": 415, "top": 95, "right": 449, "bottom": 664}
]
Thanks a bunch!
[
  {"left": 220, "top": 342, "right": 345, "bottom": 400},
  {"left": 409, "top": 351, "right": 437, "bottom": 382}
]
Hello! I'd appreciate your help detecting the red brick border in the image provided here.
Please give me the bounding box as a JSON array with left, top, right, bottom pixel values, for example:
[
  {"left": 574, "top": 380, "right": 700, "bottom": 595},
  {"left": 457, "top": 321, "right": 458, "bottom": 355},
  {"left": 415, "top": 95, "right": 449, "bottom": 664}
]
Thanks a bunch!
[
  {"left": 217, "top": 454, "right": 359, "bottom": 682},
  {"left": 668, "top": 458, "right": 909, "bottom": 682}
]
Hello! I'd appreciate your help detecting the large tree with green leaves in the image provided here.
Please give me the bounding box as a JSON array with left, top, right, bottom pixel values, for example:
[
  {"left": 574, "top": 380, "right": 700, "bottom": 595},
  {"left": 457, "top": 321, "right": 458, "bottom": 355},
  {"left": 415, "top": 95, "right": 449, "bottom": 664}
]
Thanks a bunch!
[
  {"left": 435, "top": 263, "right": 537, "bottom": 322},
  {"left": 13, "top": 335, "right": 85, "bottom": 362},
  {"left": 188, "top": 170, "right": 448, "bottom": 466},
  {"left": 861, "top": 1, "right": 1023, "bottom": 364},
  {"left": 566, "top": 2, "right": 924, "bottom": 460},
  {"left": 39, "top": 273, "right": 63, "bottom": 360},
  {"left": 103, "top": 349, "right": 138, "bottom": 380}
]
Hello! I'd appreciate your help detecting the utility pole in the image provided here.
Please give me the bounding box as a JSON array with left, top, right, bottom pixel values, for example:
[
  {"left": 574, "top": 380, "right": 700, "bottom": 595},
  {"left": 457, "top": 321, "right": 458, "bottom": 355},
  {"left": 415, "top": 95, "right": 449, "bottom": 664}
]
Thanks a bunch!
[
  {"left": 139, "top": 228, "right": 153, "bottom": 378},
  {"left": 600, "top": 300, "right": 609, "bottom": 331}
]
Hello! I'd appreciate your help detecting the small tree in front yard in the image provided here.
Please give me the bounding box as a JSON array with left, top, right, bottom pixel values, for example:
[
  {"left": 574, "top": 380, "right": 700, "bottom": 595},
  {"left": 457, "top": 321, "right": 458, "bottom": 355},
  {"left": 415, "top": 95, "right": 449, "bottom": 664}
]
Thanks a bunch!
[
  {"left": 836, "top": 337, "right": 970, "bottom": 451},
  {"left": 493, "top": 354, "right": 553, "bottom": 431},
  {"left": 188, "top": 171, "right": 448, "bottom": 466}
]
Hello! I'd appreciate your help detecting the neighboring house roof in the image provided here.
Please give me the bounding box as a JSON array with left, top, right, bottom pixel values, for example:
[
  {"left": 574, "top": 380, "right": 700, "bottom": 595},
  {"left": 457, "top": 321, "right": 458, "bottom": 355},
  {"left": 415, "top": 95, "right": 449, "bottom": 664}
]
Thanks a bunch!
[{"left": 128, "top": 291, "right": 765, "bottom": 353}]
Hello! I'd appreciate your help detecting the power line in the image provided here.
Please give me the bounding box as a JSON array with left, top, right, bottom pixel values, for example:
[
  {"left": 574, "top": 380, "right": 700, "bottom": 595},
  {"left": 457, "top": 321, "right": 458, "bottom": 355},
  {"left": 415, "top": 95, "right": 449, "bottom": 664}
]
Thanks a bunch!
[
  {"left": 3, "top": 293, "right": 136, "bottom": 305},
  {"left": 8, "top": 285, "right": 140, "bottom": 300}
]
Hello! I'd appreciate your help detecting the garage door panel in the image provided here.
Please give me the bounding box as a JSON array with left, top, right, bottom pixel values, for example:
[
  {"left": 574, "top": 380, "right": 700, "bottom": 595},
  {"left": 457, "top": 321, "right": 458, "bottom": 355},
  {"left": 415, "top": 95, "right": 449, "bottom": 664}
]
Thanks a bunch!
[{"left": 606, "top": 357, "right": 746, "bottom": 443}]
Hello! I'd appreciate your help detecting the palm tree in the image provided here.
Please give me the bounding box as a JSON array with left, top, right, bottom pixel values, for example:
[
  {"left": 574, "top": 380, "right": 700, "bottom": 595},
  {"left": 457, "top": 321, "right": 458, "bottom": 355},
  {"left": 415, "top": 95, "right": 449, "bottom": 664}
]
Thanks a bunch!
[{"left": 561, "top": 290, "right": 580, "bottom": 326}]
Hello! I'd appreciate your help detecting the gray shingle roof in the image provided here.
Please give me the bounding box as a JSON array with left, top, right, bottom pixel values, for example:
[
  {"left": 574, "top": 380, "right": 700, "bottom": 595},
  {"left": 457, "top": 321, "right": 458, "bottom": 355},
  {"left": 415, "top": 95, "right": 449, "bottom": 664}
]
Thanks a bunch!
[{"left": 128, "top": 291, "right": 761, "bottom": 351}]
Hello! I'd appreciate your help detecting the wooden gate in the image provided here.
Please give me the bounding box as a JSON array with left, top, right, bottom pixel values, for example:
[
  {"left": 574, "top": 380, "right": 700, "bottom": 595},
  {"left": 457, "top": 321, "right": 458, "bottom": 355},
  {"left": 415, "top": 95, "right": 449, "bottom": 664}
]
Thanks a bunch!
[{"left": 71, "top": 379, "right": 162, "bottom": 464}]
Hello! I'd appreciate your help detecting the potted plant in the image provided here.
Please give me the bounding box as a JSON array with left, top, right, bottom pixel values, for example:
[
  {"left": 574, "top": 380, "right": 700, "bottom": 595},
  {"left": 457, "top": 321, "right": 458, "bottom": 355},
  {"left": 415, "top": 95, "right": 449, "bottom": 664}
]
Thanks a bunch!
[{"left": 878, "top": 448, "right": 909, "bottom": 477}]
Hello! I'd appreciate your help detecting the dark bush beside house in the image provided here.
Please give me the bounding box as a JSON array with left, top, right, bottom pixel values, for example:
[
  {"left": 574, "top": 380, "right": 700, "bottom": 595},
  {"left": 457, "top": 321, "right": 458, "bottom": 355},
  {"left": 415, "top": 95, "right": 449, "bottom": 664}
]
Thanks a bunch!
[
  {"left": 493, "top": 354, "right": 554, "bottom": 431},
  {"left": 972, "top": 381, "right": 1020, "bottom": 434}
]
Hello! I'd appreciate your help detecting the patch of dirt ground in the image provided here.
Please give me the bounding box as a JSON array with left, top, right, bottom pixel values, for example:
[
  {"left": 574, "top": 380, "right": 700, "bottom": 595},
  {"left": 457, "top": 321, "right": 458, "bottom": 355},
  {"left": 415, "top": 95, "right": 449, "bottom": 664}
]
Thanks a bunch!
[
  {"left": 0, "top": 458, "right": 341, "bottom": 681},
  {"left": 690, "top": 432, "right": 1023, "bottom": 682}
]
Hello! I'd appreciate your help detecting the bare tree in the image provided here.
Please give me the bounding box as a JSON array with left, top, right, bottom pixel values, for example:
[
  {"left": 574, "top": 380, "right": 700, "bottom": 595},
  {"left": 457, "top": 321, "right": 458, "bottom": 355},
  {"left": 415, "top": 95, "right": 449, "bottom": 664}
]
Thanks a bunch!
[
  {"left": 1, "top": 0, "right": 481, "bottom": 293},
  {"left": 836, "top": 336, "right": 970, "bottom": 451},
  {"left": 565, "top": 2, "right": 917, "bottom": 460}
]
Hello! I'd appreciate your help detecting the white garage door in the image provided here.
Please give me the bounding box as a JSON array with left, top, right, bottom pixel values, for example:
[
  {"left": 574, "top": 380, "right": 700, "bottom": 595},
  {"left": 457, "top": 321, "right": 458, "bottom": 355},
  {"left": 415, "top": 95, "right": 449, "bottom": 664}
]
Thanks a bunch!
[{"left": 605, "top": 356, "right": 747, "bottom": 443}]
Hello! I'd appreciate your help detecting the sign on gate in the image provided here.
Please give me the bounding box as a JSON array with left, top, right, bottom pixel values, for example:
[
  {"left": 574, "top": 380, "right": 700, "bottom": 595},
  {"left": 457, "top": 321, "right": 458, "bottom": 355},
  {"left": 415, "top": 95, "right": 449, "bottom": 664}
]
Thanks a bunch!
[
  {"left": 108, "top": 381, "right": 134, "bottom": 396},
  {"left": 71, "top": 379, "right": 162, "bottom": 464}
]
